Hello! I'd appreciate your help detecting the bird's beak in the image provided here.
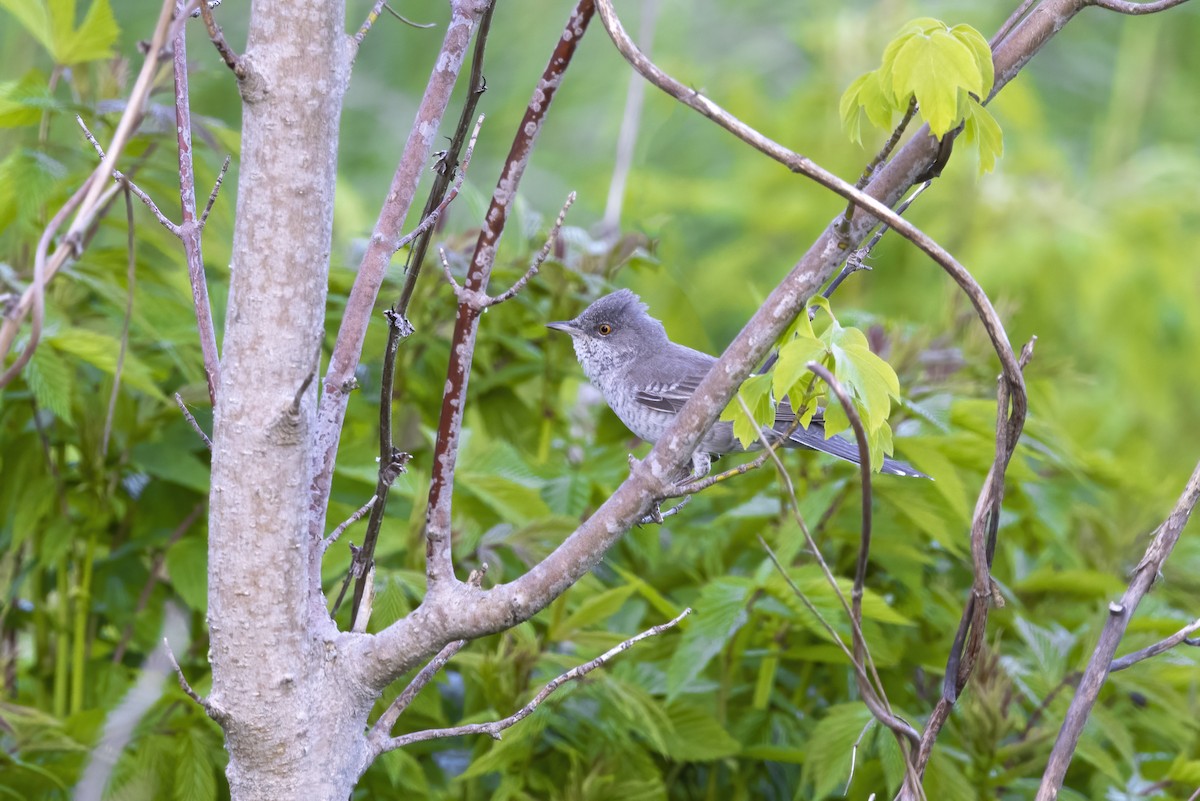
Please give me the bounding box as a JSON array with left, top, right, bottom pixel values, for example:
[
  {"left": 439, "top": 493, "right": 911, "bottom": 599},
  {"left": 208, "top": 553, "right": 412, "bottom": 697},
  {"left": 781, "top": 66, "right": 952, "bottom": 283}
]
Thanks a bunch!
[{"left": 546, "top": 320, "right": 580, "bottom": 336}]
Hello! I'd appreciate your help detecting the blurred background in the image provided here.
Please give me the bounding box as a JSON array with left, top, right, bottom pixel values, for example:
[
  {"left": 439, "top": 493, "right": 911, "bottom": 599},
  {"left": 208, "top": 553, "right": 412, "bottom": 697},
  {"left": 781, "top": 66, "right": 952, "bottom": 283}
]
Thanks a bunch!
[{"left": 2, "top": 1, "right": 1199, "bottom": 799}]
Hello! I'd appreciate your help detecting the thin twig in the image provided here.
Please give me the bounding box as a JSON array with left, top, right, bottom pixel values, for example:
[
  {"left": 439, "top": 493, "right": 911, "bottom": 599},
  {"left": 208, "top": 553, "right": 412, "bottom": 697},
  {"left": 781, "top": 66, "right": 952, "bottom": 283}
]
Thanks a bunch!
[
  {"left": 197, "top": 0, "right": 245, "bottom": 78},
  {"left": 312, "top": 0, "right": 490, "bottom": 533},
  {"left": 0, "top": 0, "right": 175, "bottom": 387},
  {"left": 1109, "top": 617, "right": 1200, "bottom": 672},
  {"left": 76, "top": 116, "right": 181, "bottom": 235},
  {"left": 372, "top": 607, "right": 690, "bottom": 755},
  {"left": 392, "top": 114, "right": 484, "bottom": 255},
  {"left": 323, "top": 496, "right": 378, "bottom": 552},
  {"left": 165, "top": 639, "right": 206, "bottom": 708},
  {"left": 199, "top": 155, "right": 231, "bottom": 228},
  {"left": 172, "top": 10, "right": 222, "bottom": 404},
  {"left": 175, "top": 393, "right": 213, "bottom": 449},
  {"left": 825, "top": 181, "right": 932, "bottom": 305},
  {"left": 344, "top": 308, "right": 413, "bottom": 626},
  {"left": 486, "top": 192, "right": 575, "bottom": 306},
  {"left": 1035, "top": 460, "right": 1200, "bottom": 800},
  {"left": 369, "top": 639, "right": 467, "bottom": 743},
  {"left": 839, "top": 96, "right": 919, "bottom": 234}
]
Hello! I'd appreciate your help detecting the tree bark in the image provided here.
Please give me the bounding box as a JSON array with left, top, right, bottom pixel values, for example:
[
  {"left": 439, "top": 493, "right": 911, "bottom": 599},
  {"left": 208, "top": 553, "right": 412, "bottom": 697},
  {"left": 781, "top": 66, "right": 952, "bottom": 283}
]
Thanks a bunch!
[{"left": 206, "top": 1, "right": 367, "bottom": 798}]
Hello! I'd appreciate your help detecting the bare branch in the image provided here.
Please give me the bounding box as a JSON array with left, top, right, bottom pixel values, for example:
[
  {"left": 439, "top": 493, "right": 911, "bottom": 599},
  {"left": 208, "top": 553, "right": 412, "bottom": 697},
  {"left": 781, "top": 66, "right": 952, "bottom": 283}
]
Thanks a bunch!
[
  {"left": 197, "top": 0, "right": 246, "bottom": 78},
  {"left": 422, "top": 0, "right": 595, "bottom": 590},
  {"left": 323, "top": 496, "right": 377, "bottom": 553},
  {"left": 1035, "top": 460, "right": 1200, "bottom": 800},
  {"left": 354, "top": 1, "right": 436, "bottom": 50},
  {"left": 1089, "top": 0, "right": 1192, "bottom": 12},
  {"left": 165, "top": 638, "right": 206, "bottom": 708},
  {"left": 75, "top": 116, "right": 181, "bottom": 235},
  {"left": 0, "top": 0, "right": 177, "bottom": 387},
  {"left": 312, "top": 0, "right": 489, "bottom": 523},
  {"left": 367, "top": 639, "right": 467, "bottom": 747},
  {"left": 486, "top": 191, "right": 575, "bottom": 306},
  {"left": 172, "top": 11, "right": 222, "bottom": 404},
  {"left": 199, "top": 155, "right": 232, "bottom": 228},
  {"left": 392, "top": 115, "right": 484, "bottom": 256},
  {"left": 175, "top": 392, "right": 213, "bottom": 449},
  {"left": 372, "top": 608, "right": 690, "bottom": 756},
  {"left": 1109, "top": 617, "right": 1200, "bottom": 672}
]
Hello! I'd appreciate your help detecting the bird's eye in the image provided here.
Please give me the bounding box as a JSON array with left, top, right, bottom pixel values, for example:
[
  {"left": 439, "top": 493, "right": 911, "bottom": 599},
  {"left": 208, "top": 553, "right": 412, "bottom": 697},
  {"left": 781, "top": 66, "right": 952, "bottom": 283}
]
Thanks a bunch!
[{"left": 597, "top": 323, "right": 613, "bottom": 336}]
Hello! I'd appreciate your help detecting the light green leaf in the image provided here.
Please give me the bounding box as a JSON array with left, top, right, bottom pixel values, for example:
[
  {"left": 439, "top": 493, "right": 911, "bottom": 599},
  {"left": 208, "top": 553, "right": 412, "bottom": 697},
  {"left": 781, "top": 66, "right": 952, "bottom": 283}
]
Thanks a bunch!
[
  {"left": 0, "top": 71, "right": 51, "bottom": 128},
  {"left": 890, "top": 28, "right": 982, "bottom": 137},
  {"left": 719, "top": 372, "right": 775, "bottom": 449},
  {"left": 0, "top": 0, "right": 54, "bottom": 54},
  {"left": 963, "top": 95, "right": 1003, "bottom": 174},
  {"left": 57, "top": 0, "right": 118, "bottom": 64},
  {"left": 772, "top": 334, "right": 827, "bottom": 404},
  {"left": 951, "top": 23, "right": 995, "bottom": 97},
  {"left": 666, "top": 577, "right": 752, "bottom": 698}
]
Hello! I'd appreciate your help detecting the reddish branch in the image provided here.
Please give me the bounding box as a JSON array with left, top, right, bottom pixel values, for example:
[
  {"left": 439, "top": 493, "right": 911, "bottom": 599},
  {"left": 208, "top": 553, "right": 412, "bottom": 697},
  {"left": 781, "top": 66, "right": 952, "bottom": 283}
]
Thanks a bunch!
[
  {"left": 310, "top": 0, "right": 487, "bottom": 540},
  {"left": 422, "top": 0, "right": 596, "bottom": 588}
]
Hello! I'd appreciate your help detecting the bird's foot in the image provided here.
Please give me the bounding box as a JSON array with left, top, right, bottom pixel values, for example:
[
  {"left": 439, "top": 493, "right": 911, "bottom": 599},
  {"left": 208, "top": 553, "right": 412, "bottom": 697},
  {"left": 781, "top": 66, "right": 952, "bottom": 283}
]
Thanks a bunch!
[{"left": 637, "top": 495, "right": 691, "bottom": 526}]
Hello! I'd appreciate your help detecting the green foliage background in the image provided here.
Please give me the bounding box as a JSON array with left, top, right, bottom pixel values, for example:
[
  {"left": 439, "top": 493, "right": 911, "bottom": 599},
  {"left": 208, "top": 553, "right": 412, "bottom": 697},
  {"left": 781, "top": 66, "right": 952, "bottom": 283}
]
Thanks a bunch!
[{"left": 2, "top": 1, "right": 1199, "bottom": 799}]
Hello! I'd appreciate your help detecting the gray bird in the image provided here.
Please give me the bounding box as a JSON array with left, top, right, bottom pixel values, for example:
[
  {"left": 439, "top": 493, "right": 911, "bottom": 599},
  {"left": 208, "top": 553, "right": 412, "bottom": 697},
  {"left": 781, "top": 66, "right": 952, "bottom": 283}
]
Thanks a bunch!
[{"left": 547, "top": 289, "right": 927, "bottom": 480}]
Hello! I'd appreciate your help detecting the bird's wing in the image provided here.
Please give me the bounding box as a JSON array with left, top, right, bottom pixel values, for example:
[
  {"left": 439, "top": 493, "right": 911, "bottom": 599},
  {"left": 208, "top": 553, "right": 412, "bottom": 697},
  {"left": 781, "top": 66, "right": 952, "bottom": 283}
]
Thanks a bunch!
[{"left": 632, "top": 345, "right": 715, "bottom": 414}]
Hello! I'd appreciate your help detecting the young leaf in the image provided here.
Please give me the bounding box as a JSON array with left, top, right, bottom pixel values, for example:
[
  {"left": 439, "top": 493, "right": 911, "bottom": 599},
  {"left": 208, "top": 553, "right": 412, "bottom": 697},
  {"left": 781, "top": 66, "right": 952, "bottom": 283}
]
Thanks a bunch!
[
  {"left": 963, "top": 95, "right": 1004, "bottom": 174},
  {"left": 890, "top": 27, "right": 982, "bottom": 137},
  {"left": 771, "top": 334, "right": 826, "bottom": 404},
  {"left": 719, "top": 372, "right": 774, "bottom": 449}
]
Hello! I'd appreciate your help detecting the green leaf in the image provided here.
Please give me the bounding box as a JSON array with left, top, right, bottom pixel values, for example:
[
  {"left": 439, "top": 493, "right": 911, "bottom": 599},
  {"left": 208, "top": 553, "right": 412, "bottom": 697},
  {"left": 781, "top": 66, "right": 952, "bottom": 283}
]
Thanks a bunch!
[
  {"left": 554, "top": 583, "right": 637, "bottom": 637},
  {"left": 772, "top": 334, "right": 827, "bottom": 404},
  {"left": 962, "top": 95, "right": 1003, "bottom": 174},
  {"left": 25, "top": 345, "right": 74, "bottom": 423},
  {"left": 48, "top": 328, "right": 165, "bottom": 401},
  {"left": 890, "top": 27, "right": 982, "bottom": 137},
  {"left": 56, "top": 0, "right": 118, "bottom": 64},
  {"left": 0, "top": 1, "right": 54, "bottom": 54},
  {"left": 166, "top": 535, "right": 208, "bottom": 613},
  {"left": 800, "top": 703, "right": 873, "bottom": 799},
  {"left": 951, "top": 23, "right": 995, "bottom": 97},
  {"left": 658, "top": 699, "right": 740, "bottom": 761},
  {"left": 0, "top": 71, "right": 52, "bottom": 128},
  {"left": 174, "top": 727, "right": 217, "bottom": 801},
  {"left": 666, "top": 577, "right": 752, "bottom": 698},
  {"left": 719, "top": 372, "right": 774, "bottom": 449}
]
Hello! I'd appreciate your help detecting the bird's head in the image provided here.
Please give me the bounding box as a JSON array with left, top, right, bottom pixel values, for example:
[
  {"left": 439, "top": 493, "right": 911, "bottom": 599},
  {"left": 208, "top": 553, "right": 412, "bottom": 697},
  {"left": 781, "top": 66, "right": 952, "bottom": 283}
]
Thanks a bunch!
[{"left": 547, "top": 289, "right": 668, "bottom": 382}]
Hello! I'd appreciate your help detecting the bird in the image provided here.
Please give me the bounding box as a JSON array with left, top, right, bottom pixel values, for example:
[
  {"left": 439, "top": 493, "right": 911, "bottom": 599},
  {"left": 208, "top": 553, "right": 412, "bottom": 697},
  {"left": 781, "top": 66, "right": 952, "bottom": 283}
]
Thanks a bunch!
[{"left": 546, "top": 288, "right": 927, "bottom": 480}]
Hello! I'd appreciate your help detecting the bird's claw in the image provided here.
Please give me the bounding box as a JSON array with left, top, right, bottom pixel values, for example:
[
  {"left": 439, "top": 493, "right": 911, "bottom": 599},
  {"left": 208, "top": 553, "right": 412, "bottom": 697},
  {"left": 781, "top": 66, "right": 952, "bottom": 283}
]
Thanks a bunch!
[{"left": 637, "top": 495, "right": 691, "bottom": 526}]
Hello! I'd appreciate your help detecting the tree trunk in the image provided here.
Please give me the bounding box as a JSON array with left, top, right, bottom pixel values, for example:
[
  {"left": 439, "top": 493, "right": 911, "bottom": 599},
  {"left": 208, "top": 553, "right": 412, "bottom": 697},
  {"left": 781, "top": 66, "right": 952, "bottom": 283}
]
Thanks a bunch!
[{"left": 206, "top": 1, "right": 367, "bottom": 798}]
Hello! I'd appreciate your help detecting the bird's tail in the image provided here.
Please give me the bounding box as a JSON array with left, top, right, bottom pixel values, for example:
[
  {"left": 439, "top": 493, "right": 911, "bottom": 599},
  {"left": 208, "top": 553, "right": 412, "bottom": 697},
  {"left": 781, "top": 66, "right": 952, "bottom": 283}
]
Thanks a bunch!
[{"left": 775, "top": 421, "right": 929, "bottom": 479}]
